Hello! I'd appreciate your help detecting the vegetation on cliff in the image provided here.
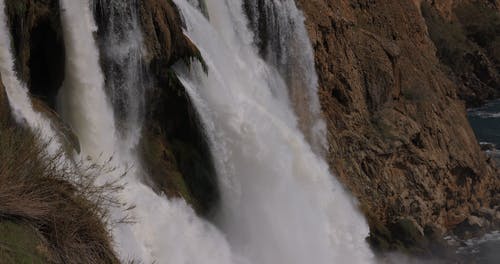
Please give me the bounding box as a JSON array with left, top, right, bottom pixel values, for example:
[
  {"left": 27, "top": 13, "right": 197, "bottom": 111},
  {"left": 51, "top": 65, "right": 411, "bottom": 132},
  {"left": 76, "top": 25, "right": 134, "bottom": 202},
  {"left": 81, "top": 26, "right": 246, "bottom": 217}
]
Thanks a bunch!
[
  {"left": 0, "top": 0, "right": 499, "bottom": 261},
  {"left": 0, "top": 79, "right": 120, "bottom": 263}
]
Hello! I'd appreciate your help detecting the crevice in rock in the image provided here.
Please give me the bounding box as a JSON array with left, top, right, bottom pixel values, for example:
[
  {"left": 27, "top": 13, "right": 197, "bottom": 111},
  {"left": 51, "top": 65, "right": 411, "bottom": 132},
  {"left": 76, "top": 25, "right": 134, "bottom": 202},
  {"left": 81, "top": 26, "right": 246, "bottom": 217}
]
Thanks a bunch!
[{"left": 28, "top": 15, "right": 65, "bottom": 109}]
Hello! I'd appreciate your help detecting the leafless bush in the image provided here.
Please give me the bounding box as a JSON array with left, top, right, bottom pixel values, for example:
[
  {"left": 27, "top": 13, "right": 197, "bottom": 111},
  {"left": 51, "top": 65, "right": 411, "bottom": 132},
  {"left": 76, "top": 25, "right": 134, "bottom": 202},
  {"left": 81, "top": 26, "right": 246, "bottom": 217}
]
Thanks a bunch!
[{"left": 0, "top": 123, "right": 122, "bottom": 263}]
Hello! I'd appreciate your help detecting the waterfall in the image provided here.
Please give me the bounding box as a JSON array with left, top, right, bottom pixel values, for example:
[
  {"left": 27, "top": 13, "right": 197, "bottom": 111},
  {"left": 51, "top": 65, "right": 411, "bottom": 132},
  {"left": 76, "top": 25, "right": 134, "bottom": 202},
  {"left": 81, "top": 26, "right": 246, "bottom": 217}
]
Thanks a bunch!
[
  {"left": 57, "top": 0, "right": 236, "bottom": 263},
  {"left": 173, "top": 1, "right": 375, "bottom": 263},
  {"left": 93, "top": 0, "right": 145, "bottom": 148},
  {"left": 244, "top": 0, "right": 327, "bottom": 155},
  {"left": 2, "top": 0, "right": 376, "bottom": 262},
  {"left": 0, "top": 0, "right": 61, "bottom": 155}
]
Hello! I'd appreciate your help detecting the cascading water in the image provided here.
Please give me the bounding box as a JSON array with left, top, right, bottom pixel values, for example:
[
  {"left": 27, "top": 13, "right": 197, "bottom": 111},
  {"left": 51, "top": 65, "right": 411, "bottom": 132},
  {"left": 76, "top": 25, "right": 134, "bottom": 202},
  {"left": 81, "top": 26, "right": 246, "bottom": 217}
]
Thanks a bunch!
[
  {"left": 57, "top": 0, "right": 236, "bottom": 263},
  {"left": 173, "top": 1, "right": 375, "bottom": 263},
  {"left": 244, "top": 0, "right": 327, "bottom": 154},
  {"left": 93, "top": 0, "right": 145, "bottom": 147},
  {"left": 2, "top": 0, "right": 376, "bottom": 262},
  {"left": 0, "top": 0, "right": 61, "bottom": 155}
]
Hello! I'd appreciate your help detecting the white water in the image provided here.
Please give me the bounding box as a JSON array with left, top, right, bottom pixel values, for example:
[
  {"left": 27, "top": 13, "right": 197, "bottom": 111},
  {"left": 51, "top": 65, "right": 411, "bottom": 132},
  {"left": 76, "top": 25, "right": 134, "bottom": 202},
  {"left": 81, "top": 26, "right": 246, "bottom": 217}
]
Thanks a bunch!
[
  {"left": 57, "top": 0, "right": 237, "bottom": 263},
  {"left": 244, "top": 0, "right": 327, "bottom": 154},
  {"left": 2, "top": 0, "right": 375, "bottom": 262},
  {"left": 173, "top": 1, "right": 374, "bottom": 263},
  {"left": 93, "top": 0, "right": 145, "bottom": 147},
  {"left": 0, "top": 0, "right": 61, "bottom": 155}
]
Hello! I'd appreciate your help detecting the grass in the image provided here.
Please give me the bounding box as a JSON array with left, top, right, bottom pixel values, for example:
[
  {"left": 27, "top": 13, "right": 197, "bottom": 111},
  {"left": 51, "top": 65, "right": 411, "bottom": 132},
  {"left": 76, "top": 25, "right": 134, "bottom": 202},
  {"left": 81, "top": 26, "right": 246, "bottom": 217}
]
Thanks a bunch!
[{"left": 0, "top": 120, "right": 121, "bottom": 263}]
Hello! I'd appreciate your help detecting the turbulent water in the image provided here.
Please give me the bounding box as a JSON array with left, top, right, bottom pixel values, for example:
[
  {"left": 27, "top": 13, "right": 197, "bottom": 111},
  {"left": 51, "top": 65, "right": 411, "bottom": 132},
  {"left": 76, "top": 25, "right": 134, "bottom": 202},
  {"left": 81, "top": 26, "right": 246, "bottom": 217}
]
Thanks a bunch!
[
  {"left": 57, "top": 0, "right": 236, "bottom": 263},
  {"left": 456, "top": 231, "right": 500, "bottom": 264},
  {"left": 468, "top": 100, "right": 500, "bottom": 147},
  {"left": 173, "top": 1, "right": 374, "bottom": 263},
  {"left": 1, "top": 0, "right": 375, "bottom": 263},
  {"left": 93, "top": 0, "right": 146, "bottom": 146}
]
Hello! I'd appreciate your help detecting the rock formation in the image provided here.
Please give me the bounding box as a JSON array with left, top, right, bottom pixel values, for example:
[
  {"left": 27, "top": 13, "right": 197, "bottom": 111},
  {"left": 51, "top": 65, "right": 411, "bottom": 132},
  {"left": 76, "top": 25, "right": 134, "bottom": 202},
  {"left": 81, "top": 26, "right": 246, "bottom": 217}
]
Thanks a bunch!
[
  {"left": 0, "top": 0, "right": 499, "bottom": 259},
  {"left": 295, "top": 0, "right": 500, "bottom": 253}
]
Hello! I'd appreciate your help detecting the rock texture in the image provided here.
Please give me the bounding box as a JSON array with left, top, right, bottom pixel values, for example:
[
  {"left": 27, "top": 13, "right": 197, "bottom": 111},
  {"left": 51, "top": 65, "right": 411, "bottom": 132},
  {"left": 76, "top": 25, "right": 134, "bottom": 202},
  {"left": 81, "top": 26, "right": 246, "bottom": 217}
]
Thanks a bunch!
[
  {"left": 0, "top": 74, "right": 10, "bottom": 125},
  {"left": 295, "top": 0, "right": 500, "bottom": 253},
  {"left": 5, "top": 0, "right": 65, "bottom": 109},
  {"left": 2, "top": 0, "right": 500, "bottom": 259},
  {"left": 137, "top": 0, "right": 219, "bottom": 215},
  {"left": 5, "top": 0, "right": 217, "bottom": 215},
  {"left": 422, "top": 0, "right": 500, "bottom": 107}
]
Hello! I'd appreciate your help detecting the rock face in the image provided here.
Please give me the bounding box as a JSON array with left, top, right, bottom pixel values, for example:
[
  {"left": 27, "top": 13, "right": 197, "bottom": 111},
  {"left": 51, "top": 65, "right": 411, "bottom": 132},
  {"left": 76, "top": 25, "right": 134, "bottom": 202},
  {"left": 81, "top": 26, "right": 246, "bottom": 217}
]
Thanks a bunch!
[
  {"left": 5, "top": 0, "right": 217, "bottom": 215},
  {"left": 0, "top": 74, "right": 10, "bottom": 125},
  {"left": 295, "top": 0, "right": 500, "bottom": 252},
  {"left": 5, "top": 0, "right": 65, "bottom": 109},
  {"left": 2, "top": 0, "right": 500, "bottom": 258},
  {"left": 137, "top": 0, "right": 220, "bottom": 215},
  {"left": 422, "top": 0, "right": 500, "bottom": 107}
]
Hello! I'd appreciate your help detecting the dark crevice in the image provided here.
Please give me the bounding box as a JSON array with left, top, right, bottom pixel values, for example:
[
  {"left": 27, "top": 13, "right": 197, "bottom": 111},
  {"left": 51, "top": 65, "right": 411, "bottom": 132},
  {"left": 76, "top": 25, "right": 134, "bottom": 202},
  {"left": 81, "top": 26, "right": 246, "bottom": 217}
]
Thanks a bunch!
[{"left": 28, "top": 17, "right": 65, "bottom": 109}]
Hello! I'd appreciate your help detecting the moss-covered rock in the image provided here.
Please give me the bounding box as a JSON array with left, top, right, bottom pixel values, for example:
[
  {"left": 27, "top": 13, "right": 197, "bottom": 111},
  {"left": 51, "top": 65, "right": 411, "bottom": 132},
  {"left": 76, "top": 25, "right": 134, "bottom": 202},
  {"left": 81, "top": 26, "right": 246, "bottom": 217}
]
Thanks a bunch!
[
  {"left": 135, "top": 0, "right": 219, "bottom": 215},
  {"left": 0, "top": 221, "right": 50, "bottom": 264}
]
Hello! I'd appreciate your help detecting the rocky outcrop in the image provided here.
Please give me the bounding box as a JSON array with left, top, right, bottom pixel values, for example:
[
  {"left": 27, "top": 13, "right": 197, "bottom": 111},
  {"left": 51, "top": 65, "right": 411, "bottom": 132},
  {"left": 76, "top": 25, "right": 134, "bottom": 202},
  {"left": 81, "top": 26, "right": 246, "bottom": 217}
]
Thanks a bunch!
[
  {"left": 137, "top": 0, "right": 219, "bottom": 215},
  {"left": 295, "top": 0, "right": 500, "bottom": 254},
  {"left": 3, "top": 0, "right": 499, "bottom": 259},
  {"left": 0, "top": 74, "right": 10, "bottom": 125},
  {"left": 4, "top": 0, "right": 78, "bottom": 153},
  {"left": 422, "top": 0, "right": 500, "bottom": 107},
  {"left": 5, "top": 0, "right": 65, "bottom": 109},
  {"left": 5, "top": 0, "right": 216, "bottom": 215}
]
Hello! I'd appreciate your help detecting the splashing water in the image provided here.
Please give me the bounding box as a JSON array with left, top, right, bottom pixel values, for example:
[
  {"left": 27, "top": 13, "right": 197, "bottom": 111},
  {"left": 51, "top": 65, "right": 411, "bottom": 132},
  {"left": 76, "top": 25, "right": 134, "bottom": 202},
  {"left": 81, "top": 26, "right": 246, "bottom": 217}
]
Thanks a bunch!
[
  {"left": 173, "top": 1, "right": 375, "bottom": 263},
  {"left": 2, "top": 0, "right": 375, "bottom": 262},
  {"left": 93, "top": 0, "right": 146, "bottom": 147},
  {"left": 57, "top": 0, "right": 237, "bottom": 263},
  {"left": 244, "top": 0, "right": 327, "bottom": 154}
]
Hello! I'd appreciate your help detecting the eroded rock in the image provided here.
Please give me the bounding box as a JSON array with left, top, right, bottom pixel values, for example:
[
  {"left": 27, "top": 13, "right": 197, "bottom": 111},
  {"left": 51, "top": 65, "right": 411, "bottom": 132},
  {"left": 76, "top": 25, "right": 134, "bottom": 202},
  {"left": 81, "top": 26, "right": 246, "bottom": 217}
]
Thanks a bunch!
[{"left": 296, "top": 0, "right": 500, "bottom": 253}]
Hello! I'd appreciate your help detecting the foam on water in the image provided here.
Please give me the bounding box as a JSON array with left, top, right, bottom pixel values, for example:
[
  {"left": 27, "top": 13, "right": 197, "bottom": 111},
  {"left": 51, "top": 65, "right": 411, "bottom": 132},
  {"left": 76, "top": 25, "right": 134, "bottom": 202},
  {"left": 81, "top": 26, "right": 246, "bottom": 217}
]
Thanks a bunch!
[{"left": 173, "top": 1, "right": 375, "bottom": 263}]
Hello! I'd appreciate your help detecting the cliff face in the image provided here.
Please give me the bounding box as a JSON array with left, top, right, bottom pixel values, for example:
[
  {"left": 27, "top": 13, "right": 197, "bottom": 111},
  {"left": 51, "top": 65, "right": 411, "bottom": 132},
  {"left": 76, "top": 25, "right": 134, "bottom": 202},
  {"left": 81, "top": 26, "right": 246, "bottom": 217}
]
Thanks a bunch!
[
  {"left": 1, "top": 0, "right": 213, "bottom": 261},
  {"left": 3, "top": 0, "right": 216, "bottom": 214},
  {"left": 422, "top": 0, "right": 500, "bottom": 107},
  {"left": 5, "top": 0, "right": 65, "bottom": 109},
  {"left": 1, "top": 0, "right": 499, "bottom": 259},
  {"left": 296, "top": 0, "right": 500, "bottom": 252},
  {"left": 137, "top": 0, "right": 219, "bottom": 215}
]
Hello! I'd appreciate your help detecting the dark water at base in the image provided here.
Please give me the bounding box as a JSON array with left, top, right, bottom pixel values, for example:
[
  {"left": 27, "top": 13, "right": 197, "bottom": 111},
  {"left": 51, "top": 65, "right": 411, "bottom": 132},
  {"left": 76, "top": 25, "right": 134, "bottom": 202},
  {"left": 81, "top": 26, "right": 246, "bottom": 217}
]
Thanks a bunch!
[
  {"left": 466, "top": 102, "right": 500, "bottom": 263},
  {"left": 454, "top": 232, "right": 500, "bottom": 264},
  {"left": 468, "top": 99, "right": 500, "bottom": 147}
]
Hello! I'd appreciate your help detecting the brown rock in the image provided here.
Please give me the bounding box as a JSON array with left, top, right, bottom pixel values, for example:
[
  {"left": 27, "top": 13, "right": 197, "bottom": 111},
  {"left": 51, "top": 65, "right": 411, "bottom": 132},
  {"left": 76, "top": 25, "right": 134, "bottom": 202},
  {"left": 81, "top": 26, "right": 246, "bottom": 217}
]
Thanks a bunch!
[
  {"left": 5, "top": 0, "right": 65, "bottom": 109},
  {"left": 296, "top": 0, "right": 500, "bottom": 251},
  {"left": 137, "top": 0, "right": 219, "bottom": 215}
]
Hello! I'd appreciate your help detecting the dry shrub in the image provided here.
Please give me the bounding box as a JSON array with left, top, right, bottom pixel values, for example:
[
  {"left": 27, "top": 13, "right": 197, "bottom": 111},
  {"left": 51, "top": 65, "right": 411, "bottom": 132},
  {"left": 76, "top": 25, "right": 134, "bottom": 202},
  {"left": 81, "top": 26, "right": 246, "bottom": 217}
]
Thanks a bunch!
[{"left": 0, "top": 122, "right": 121, "bottom": 263}]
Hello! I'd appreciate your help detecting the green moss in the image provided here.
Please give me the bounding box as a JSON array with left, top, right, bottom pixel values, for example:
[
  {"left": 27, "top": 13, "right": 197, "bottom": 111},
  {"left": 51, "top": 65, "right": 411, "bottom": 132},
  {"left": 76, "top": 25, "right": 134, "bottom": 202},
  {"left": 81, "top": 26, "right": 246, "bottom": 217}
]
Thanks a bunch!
[
  {"left": 141, "top": 131, "right": 196, "bottom": 207},
  {"left": 171, "top": 139, "right": 219, "bottom": 214},
  {"left": 0, "top": 221, "right": 49, "bottom": 264}
]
